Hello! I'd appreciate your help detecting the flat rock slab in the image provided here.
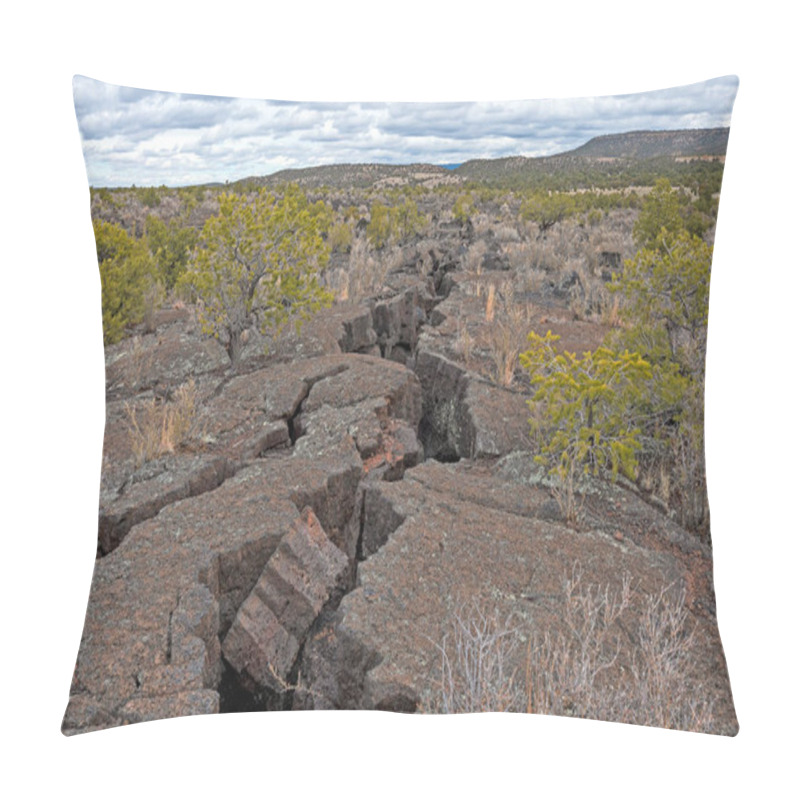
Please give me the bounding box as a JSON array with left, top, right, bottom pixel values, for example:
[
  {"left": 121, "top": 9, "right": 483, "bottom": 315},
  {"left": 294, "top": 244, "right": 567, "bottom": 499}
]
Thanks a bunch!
[
  {"left": 96, "top": 354, "right": 421, "bottom": 554},
  {"left": 105, "top": 315, "right": 228, "bottom": 396},
  {"left": 272, "top": 303, "right": 378, "bottom": 358},
  {"left": 64, "top": 460, "right": 305, "bottom": 733},
  {"left": 98, "top": 454, "right": 234, "bottom": 555},
  {"left": 66, "top": 452, "right": 361, "bottom": 733},
  {"left": 298, "top": 459, "right": 737, "bottom": 732}
]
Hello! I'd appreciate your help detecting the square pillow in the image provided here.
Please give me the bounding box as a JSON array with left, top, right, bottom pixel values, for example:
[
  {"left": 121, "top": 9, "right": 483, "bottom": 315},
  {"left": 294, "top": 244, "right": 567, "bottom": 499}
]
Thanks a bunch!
[{"left": 64, "top": 75, "right": 739, "bottom": 735}]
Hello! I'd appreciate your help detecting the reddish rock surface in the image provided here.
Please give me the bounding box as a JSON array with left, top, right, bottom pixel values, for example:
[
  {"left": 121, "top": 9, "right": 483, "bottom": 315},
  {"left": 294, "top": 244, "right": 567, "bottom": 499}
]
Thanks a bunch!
[
  {"left": 222, "top": 508, "right": 349, "bottom": 692},
  {"left": 295, "top": 459, "right": 737, "bottom": 733},
  {"left": 63, "top": 353, "right": 425, "bottom": 733}
]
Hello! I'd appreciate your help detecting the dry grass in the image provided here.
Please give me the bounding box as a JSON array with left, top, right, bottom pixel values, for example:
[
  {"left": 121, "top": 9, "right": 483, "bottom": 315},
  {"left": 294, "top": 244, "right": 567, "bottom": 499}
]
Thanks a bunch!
[
  {"left": 484, "top": 284, "right": 497, "bottom": 322},
  {"left": 471, "top": 212, "right": 494, "bottom": 238},
  {"left": 512, "top": 267, "right": 548, "bottom": 298},
  {"left": 422, "top": 566, "right": 720, "bottom": 733},
  {"left": 494, "top": 223, "right": 521, "bottom": 243},
  {"left": 525, "top": 565, "right": 632, "bottom": 716},
  {"left": 423, "top": 602, "right": 522, "bottom": 714},
  {"left": 478, "top": 300, "right": 533, "bottom": 387},
  {"left": 142, "top": 279, "right": 165, "bottom": 334},
  {"left": 124, "top": 335, "right": 154, "bottom": 391},
  {"left": 461, "top": 240, "right": 487, "bottom": 273},
  {"left": 454, "top": 313, "right": 474, "bottom": 365},
  {"left": 328, "top": 239, "right": 405, "bottom": 303},
  {"left": 602, "top": 291, "right": 623, "bottom": 327},
  {"left": 503, "top": 241, "right": 537, "bottom": 271},
  {"left": 126, "top": 379, "right": 199, "bottom": 467}
]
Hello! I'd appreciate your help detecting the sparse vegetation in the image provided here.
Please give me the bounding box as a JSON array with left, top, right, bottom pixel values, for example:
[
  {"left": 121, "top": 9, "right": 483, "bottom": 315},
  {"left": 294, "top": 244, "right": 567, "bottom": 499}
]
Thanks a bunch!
[
  {"left": 75, "top": 124, "right": 735, "bottom": 737},
  {"left": 607, "top": 180, "right": 713, "bottom": 531},
  {"left": 327, "top": 239, "right": 404, "bottom": 302},
  {"left": 452, "top": 192, "right": 475, "bottom": 225},
  {"left": 520, "top": 191, "right": 577, "bottom": 235},
  {"left": 125, "top": 380, "right": 199, "bottom": 467},
  {"left": 92, "top": 173, "right": 715, "bottom": 531},
  {"left": 366, "top": 198, "right": 426, "bottom": 248},
  {"left": 328, "top": 220, "right": 353, "bottom": 253},
  {"left": 506, "top": 179, "right": 715, "bottom": 533},
  {"left": 480, "top": 300, "right": 532, "bottom": 388},
  {"left": 425, "top": 602, "right": 521, "bottom": 714},
  {"left": 423, "top": 566, "right": 718, "bottom": 733}
]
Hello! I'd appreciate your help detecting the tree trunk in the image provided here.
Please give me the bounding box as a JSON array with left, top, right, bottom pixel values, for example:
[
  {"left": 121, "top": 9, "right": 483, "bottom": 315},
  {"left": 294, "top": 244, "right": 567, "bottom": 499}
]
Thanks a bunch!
[{"left": 227, "top": 328, "right": 244, "bottom": 366}]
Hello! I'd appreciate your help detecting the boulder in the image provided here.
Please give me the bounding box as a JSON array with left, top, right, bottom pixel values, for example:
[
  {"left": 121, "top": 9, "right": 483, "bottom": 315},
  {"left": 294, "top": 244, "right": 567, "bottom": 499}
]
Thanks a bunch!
[
  {"left": 273, "top": 303, "right": 379, "bottom": 358},
  {"left": 414, "top": 349, "right": 531, "bottom": 460}
]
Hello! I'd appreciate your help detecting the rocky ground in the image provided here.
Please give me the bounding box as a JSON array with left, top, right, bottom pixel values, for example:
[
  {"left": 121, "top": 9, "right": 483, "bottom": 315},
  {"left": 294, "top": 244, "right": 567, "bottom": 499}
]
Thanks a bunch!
[{"left": 63, "top": 218, "right": 738, "bottom": 735}]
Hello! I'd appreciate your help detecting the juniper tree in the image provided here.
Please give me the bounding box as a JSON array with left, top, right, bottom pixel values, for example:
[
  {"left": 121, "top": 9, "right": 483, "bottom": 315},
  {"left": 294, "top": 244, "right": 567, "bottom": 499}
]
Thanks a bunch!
[
  {"left": 366, "top": 198, "right": 425, "bottom": 249},
  {"left": 93, "top": 219, "right": 159, "bottom": 345},
  {"left": 633, "top": 177, "right": 688, "bottom": 250},
  {"left": 519, "top": 192, "right": 576, "bottom": 236},
  {"left": 520, "top": 331, "right": 652, "bottom": 522},
  {"left": 145, "top": 215, "right": 198, "bottom": 290},
  {"left": 608, "top": 181, "right": 714, "bottom": 531},
  {"left": 180, "top": 186, "right": 333, "bottom": 364}
]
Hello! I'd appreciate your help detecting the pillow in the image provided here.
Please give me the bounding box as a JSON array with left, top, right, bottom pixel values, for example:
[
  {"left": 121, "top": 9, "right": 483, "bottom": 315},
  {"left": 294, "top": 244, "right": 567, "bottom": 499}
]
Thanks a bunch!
[{"left": 64, "top": 75, "right": 739, "bottom": 735}]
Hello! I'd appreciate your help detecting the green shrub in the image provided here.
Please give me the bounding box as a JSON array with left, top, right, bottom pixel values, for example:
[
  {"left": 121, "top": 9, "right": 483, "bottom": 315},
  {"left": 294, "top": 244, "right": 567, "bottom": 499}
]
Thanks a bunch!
[
  {"left": 93, "top": 219, "right": 160, "bottom": 344},
  {"left": 606, "top": 181, "right": 714, "bottom": 531},
  {"left": 145, "top": 215, "right": 199, "bottom": 290},
  {"left": 329, "top": 220, "right": 353, "bottom": 253},
  {"left": 453, "top": 192, "right": 475, "bottom": 225},
  {"left": 179, "top": 186, "right": 333, "bottom": 364},
  {"left": 520, "top": 331, "right": 652, "bottom": 522},
  {"left": 519, "top": 192, "right": 577, "bottom": 235},
  {"left": 366, "top": 199, "right": 425, "bottom": 248}
]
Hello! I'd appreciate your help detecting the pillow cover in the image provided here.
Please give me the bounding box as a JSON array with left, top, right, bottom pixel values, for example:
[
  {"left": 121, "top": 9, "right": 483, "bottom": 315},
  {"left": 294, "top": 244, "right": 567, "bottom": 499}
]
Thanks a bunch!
[{"left": 64, "top": 75, "right": 739, "bottom": 735}]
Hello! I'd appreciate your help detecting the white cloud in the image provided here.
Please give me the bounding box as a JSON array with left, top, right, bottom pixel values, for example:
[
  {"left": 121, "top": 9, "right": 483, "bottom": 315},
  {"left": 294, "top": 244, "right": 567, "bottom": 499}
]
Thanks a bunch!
[{"left": 72, "top": 75, "right": 739, "bottom": 187}]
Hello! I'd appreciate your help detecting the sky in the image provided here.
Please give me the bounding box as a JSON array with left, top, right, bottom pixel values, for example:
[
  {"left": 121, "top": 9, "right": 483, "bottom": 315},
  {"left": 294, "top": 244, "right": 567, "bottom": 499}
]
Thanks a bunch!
[{"left": 73, "top": 75, "right": 739, "bottom": 188}]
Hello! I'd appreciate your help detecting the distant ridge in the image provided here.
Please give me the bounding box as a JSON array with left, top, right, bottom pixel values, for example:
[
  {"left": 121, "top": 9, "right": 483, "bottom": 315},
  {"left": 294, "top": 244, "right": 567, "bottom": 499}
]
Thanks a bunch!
[
  {"left": 454, "top": 127, "right": 729, "bottom": 188},
  {"left": 234, "top": 128, "right": 729, "bottom": 191},
  {"left": 567, "top": 128, "right": 729, "bottom": 159},
  {"left": 235, "top": 162, "right": 457, "bottom": 191}
]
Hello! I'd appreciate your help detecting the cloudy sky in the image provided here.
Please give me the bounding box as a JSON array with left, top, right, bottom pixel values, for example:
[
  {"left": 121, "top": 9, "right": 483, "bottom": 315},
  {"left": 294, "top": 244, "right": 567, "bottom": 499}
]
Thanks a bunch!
[{"left": 73, "top": 75, "right": 738, "bottom": 188}]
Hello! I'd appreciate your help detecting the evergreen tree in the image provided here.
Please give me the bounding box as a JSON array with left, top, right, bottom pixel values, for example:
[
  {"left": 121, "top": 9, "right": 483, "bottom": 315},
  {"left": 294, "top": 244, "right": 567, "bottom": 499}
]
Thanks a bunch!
[
  {"left": 93, "top": 219, "right": 159, "bottom": 344},
  {"left": 520, "top": 331, "right": 652, "bottom": 522},
  {"left": 145, "top": 216, "right": 198, "bottom": 290},
  {"left": 180, "top": 186, "right": 332, "bottom": 364}
]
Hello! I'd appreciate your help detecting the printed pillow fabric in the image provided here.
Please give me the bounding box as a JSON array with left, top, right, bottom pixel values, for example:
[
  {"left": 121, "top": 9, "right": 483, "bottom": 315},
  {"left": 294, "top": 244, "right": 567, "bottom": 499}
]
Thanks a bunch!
[{"left": 63, "top": 75, "right": 739, "bottom": 735}]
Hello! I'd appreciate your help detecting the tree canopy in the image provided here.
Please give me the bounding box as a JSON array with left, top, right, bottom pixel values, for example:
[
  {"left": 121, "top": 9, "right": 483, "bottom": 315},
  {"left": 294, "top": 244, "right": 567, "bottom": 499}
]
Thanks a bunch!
[
  {"left": 180, "top": 186, "right": 333, "bottom": 364},
  {"left": 366, "top": 198, "right": 425, "bottom": 249},
  {"left": 609, "top": 180, "right": 714, "bottom": 530},
  {"left": 520, "top": 331, "right": 652, "bottom": 522},
  {"left": 93, "top": 219, "right": 159, "bottom": 344},
  {"left": 145, "top": 215, "right": 198, "bottom": 290}
]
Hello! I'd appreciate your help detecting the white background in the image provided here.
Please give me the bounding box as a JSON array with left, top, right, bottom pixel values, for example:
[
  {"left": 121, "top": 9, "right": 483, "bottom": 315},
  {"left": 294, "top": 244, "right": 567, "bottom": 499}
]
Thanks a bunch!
[{"left": 3, "top": 2, "right": 796, "bottom": 797}]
